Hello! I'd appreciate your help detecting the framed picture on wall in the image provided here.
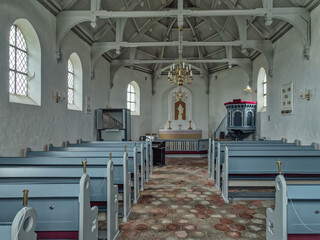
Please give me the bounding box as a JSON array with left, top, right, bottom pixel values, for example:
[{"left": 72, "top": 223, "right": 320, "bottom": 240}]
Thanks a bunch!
[{"left": 281, "top": 82, "right": 293, "bottom": 115}]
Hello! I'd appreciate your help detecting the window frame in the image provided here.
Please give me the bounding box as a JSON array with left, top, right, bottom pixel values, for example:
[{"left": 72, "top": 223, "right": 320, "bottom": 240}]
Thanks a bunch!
[
  {"left": 9, "top": 24, "right": 28, "bottom": 97},
  {"left": 262, "top": 73, "right": 267, "bottom": 108},
  {"left": 126, "top": 81, "right": 140, "bottom": 115},
  {"left": 127, "top": 83, "right": 137, "bottom": 113},
  {"left": 257, "top": 67, "right": 267, "bottom": 112},
  {"left": 67, "top": 59, "right": 75, "bottom": 105}
]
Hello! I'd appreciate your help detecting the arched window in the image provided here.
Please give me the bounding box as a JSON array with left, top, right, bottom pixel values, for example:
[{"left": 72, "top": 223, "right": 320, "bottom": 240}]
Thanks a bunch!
[
  {"left": 257, "top": 67, "right": 267, "bottom": 112},
  {"left": 127, "top": 81, "right": 140, "bottom": 115},
  {"left": 67, "top": 59, "right": 74, "bottom": 104},
  {"left": 67, "top": 53, "right": 83, "bottom": 111},
  {"left": 8, "top": 19, "right": 41, "bottom": 106},
  {"left": 9, "top": 25, "right": 28, "bottom": 96}
]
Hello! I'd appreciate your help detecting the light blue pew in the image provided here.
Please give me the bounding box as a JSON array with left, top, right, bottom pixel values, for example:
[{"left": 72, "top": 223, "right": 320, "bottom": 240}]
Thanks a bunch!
[
  {"left": 0, "top": 155, "right": 131, "bottom": 223},
  {"left": 266, "top": 175, "right": 320, "bottom": 240},
  {"left": 222, "top": 147, "right": 320, "bottom": 203},
  {"left": 208, "top": 138, "right": 289, "bottom": 179},
  {"left": 25, "top": 148, "right": 140, "bottom": 204},
  {"left": 52, "top": 143, "right": 147, "bottom": 191},
  {"left": 77, "top": 139, "right": 153, "bottom": 176},
  {"left": 211, "top": 139, "right": 302, "bottom": 183},
  {"left": 0, "top": 190, "right": 38, "bottom": 240},
  {"left": 214, "top": 143, "right": 317, "bottom": 189},
  {"left": 0, "top": 164, "right": 113, "bottom": 240}
]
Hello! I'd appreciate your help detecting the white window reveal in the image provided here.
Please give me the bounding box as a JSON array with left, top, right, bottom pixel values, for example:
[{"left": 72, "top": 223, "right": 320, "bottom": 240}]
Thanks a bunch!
[
  {"left": 9, "top": 25, "right": 28, "bottom": 96},
  {"left": 67, "top": 59, "right": 74, "bottom": 104},
  {"left": 126, "top": 81, "right": 140, "bottom": 115},
  {"left": 67, "top": 53, "right": 83, "bottom": 111},
  {"left": 257, "top": 67, "right": 267, "bottom": 112},
  {"left": 8, "top": 19, "right": 41, "bottom": 106}
]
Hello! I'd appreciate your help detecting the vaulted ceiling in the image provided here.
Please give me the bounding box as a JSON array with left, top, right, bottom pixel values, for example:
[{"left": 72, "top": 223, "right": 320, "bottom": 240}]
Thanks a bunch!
[{"left": 39, "top": 0, "right": 320, "bottom": 93}]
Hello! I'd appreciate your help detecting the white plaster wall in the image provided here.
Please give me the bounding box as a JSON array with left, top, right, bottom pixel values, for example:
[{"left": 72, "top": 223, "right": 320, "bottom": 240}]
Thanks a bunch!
[
  {"left": 0, "top": 0, "right": 110, "bottom": 156},
  {"left": 152, "top": 76, "right": 209, "bottom": 138},
  {"left": 208, "top": 67, "right": 253, "bottom": 137},
  {"left": 251, "top": 5, "right": 320, "bottom": 144},
  {"left": 110, "top": 67, "right": 152, "bottom": 140}
]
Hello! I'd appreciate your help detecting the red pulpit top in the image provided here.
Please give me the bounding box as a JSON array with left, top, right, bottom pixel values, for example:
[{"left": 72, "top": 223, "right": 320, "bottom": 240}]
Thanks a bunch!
[{"left": 224, "top": 99, "right": 257, "bottom": 106}]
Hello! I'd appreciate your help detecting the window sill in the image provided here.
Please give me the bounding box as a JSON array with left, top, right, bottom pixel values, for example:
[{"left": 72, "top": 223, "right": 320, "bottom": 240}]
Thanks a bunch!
[
  {"left": 9, "top": 94, "right": 40, "bottom": 106},
  {"left": 258, "top": 107, "right": 267, "bottom": 113},
  {"left": 68, "top": 104, "right": 82, "bottom": 111},
  {"left": 131, "top": 111, "right": 140, "bottom": 116}
]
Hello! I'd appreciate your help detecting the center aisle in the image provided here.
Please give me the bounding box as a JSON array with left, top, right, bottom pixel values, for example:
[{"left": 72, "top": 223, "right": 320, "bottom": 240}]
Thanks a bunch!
[{"left": 118, "top": 158, "right": 272, "bottom": 240}]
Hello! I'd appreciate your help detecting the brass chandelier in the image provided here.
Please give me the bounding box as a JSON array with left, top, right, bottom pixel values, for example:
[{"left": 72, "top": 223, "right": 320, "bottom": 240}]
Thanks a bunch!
[{"left": 168, "top": 28, "right": 193, "bottom": 89}]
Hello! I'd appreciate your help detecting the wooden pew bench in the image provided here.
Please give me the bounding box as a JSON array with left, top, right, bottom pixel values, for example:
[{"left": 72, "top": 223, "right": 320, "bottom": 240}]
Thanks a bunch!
[
  {"left": 0, "top": 190, "right": 38, "bottom": 240},
  {"left": 77, "top": 140, "right": 153, "bottom": 175},
  {"left": 53, "top": 143, "right": 147, "bottom": 191},
  {"left": 208, "top": 139, "right": 288, "bottom": 179},
  {"left": 0, "top": 162, "right": 116, "bottom": 240},
  {"left": 25, "top": 148, "right": 140, "bottom": 205},
  {"left": 214, "top": 143, "right": 316, "bottom": 189},
  {"left": 72, "top": 140, "right": 153, "bottom": 181},
  {"left": 266, "top": 175, "right": 320, "bottom": 240},
  {"left": 221, "top": 147, "right": 320, "bottom": 203}
]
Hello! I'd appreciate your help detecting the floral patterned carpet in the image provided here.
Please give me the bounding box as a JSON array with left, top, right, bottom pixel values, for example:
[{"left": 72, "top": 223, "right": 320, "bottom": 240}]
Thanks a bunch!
[{"left": 118, "top": 157, "right": 273, "bottom": 240}]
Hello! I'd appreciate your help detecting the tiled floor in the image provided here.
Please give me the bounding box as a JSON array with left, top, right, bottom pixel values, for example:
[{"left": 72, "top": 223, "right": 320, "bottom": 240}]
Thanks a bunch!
[{"left": 118, "top": 157, "right": 273, "bottom": 239}]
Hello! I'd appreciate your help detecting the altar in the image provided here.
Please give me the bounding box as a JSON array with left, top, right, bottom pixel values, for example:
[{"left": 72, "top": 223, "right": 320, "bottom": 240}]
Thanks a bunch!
[
  {"left": 158, "top": 86, "right": 202, "bottom": 139},
  {"left": 159, "top": 129, "right": 202, "bottom": 139}
]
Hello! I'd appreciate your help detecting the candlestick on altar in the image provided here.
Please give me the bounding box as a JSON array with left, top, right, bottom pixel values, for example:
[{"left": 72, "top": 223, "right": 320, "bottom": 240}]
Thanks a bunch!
[
  {"left": 188, "top": 120, "right": 192, "bottom": 130},
  {"left": 168, "top": 121, "right": 172, "bottom": 130}
]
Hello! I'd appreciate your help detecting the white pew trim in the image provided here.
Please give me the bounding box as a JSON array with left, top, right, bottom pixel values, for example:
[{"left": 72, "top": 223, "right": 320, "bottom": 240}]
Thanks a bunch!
[
  {"left": 79, "top": 174, "right": 99, "bottom": 240},
  {"left": 211, "top": 139, "right": 215, "bottom": 181},
  {"left": 11, "top": 207, "right": 38, "bottom": 240},
  {"left": 140, "top": 143, "right": 145, "bottom": 191},
  {"left": 107, "top": 161, "right": 120, "bottom": 240},
  {"left": 133, "top": 147, "right": 140, "bottom": 203},
  {"left": 222, "top": 146, "right": 229, "bottom": 203},
  {"left": 216, "top": 143, "right": 221, "bottom": 190},
  {"left": 266, "top": 175, "right": 287, "bottom": 240},
  {"left": 123, "top": 152, "right": 132, "bottom": 222}
]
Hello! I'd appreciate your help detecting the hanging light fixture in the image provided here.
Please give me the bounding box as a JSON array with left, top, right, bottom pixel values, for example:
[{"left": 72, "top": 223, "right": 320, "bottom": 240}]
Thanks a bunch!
[{"left": 168, "top": 28, "right": 193, "bottom": 92}]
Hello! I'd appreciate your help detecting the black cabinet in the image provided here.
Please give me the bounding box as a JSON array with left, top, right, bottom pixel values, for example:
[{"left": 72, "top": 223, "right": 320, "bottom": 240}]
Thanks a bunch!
[{"left": 152, "top": 141, "right": 166, "bottom": 166}]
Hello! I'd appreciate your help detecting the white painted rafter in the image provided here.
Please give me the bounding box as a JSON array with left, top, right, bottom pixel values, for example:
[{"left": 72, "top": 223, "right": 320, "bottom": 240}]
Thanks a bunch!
[{"left": 56, "top": 4, "right": 311, "bottom": 60}]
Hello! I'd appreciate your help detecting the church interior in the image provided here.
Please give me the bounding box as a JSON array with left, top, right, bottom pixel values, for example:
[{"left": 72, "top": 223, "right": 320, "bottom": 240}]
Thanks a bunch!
[{"left": 1, "top": 0, "right": 320, "bottom": 239}]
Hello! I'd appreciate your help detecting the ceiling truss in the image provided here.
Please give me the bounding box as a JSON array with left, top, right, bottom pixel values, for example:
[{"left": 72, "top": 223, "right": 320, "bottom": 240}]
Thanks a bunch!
[{"left": 53, "top": 0, "right": 313, "bottom": 95}]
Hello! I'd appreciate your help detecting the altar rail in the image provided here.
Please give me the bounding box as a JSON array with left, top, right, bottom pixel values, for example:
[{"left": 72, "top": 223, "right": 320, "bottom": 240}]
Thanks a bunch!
[{"left": 165, "top": 139, "right": 209, "bottom": 153}]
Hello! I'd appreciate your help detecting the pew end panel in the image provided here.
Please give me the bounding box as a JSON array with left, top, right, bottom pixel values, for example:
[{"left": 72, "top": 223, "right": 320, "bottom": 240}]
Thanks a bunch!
[
  {"left": 133, "top": 146, "right": 140, "bottom": 203},
  {"left": 79, "top": 174, "right": 99, "bottom": 240},
  {"left": 208, "top": 138, "right": 211, "bottom": 174},
  {"left": 266, "top": 175, "right": 287, "bottom": 240},
  {"left": 7, "top": 207, "right": 38, "bottom": 240},
  {"left": 140, "top": 142, "right": 145, "bottom": 191},
  {"left": 146, "top": 139, "right": 150, "bottom": 182},
  {"left": 216, "top": 143, "right": 221, "bottom": 190},
  {"left": 123, "top": 152, "right": 132, "bottom": 222},
  {"left": 222, "top": 146, "right": 229, "bottom": 203},
  {"left": 210, "top": 139, "right": 215, "bottom": 182},
  {"left": 107, "top": 160, "right": 120, "bottom": 240}
]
